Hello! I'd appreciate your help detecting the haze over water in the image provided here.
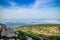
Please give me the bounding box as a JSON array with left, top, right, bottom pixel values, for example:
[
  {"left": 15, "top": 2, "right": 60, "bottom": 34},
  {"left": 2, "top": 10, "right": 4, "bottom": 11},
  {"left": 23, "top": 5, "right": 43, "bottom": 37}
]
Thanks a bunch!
[{"left": 0, "top": 19, "right": 60, "bottom": 28}]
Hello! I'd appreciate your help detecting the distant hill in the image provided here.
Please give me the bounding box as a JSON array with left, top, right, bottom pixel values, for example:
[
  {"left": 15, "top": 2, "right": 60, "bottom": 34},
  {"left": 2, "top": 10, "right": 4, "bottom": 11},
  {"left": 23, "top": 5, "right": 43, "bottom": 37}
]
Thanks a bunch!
[
  {"left": 14, "top": 24, "right": 60, "bottom": 40},
  {"left": 14, "top": 24, "right": 60, "bottom": 36}
]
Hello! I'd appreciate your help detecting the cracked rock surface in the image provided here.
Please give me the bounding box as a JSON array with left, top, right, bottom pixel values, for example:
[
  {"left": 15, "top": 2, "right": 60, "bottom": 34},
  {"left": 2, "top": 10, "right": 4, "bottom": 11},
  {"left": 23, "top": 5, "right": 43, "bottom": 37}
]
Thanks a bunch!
[{"left": 0, "top": 23, "right": 18, "bottom": 37}]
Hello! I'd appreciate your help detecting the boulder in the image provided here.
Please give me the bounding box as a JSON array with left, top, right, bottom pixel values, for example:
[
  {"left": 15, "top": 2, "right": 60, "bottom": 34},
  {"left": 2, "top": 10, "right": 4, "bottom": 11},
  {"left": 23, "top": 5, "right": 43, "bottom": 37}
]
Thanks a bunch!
[{"left": 0, "top": 23, "right": 18, "bottom": 38}]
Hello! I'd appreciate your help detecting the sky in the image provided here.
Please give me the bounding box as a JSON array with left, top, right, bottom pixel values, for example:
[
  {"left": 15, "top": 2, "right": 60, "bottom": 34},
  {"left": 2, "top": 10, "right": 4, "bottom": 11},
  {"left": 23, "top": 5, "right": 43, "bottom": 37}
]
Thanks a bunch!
[{"left": 0, "top": 0, "right": 60, "bottom": 19}]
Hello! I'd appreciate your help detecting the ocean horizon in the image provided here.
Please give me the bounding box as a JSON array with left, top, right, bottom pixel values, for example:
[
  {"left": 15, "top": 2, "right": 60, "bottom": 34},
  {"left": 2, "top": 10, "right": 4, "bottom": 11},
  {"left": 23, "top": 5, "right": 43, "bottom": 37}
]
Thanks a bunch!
[{"left": 0, "top": 19, "right": 60, "bottom": 28}]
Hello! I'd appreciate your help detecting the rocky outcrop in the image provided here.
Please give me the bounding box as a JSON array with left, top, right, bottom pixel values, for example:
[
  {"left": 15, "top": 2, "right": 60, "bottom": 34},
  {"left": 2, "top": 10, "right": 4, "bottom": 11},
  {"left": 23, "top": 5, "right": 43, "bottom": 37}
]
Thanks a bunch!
[{"left": 0, "top": 23, "right": 20, "bottom": 40}]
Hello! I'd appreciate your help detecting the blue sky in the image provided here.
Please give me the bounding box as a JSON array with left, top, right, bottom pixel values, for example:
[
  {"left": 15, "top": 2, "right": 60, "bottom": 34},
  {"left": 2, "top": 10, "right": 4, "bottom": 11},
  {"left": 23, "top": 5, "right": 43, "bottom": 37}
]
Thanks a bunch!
[{"left": 0, "top": 0, "right": 60, "bottom": 20}]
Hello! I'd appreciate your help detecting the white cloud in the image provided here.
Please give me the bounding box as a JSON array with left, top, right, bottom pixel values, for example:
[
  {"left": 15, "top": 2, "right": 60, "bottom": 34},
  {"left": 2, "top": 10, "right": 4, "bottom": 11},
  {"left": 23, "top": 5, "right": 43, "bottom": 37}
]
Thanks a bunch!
[
  {"left": 8, "top": 0, "right": 17, "bottom": 6},
  {"left": 43, "top": 20, "right": 60, "bottom": 24},
  {"left": 6, "top": 0, "right": 55, "bottom": 8},
  {"left": 0, "top": 0, "right": 60, "bottom": 19},
  {"left": 32, "top": 0, "right": 55, "bottom": 8},
  {"left": 0, "top": 7, "right": 58, "bottom": 19}
]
